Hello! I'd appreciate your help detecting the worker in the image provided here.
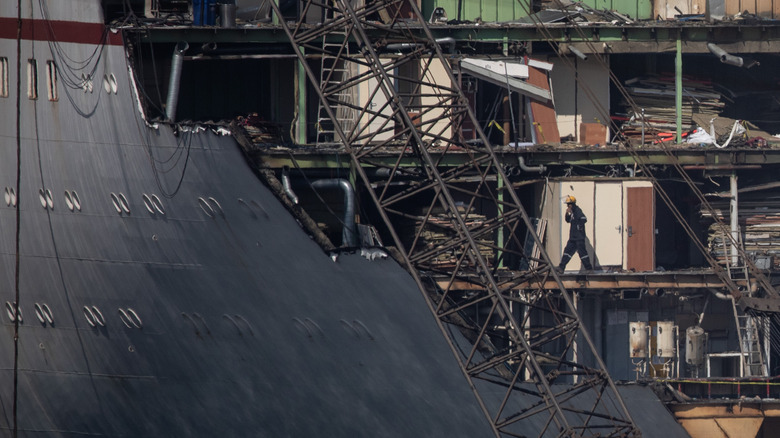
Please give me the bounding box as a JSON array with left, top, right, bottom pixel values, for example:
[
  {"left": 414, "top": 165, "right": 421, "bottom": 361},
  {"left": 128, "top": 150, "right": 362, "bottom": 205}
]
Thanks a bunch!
[{"left": 558, "top": 195, "right": 593, "bottom": 272}]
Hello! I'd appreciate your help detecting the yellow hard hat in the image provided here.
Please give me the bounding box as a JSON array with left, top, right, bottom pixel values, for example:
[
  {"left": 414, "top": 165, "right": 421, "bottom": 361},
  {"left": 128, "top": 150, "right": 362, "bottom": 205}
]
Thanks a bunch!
[{"left": 564, "top": 195, "right": 576, "bottom": 204}]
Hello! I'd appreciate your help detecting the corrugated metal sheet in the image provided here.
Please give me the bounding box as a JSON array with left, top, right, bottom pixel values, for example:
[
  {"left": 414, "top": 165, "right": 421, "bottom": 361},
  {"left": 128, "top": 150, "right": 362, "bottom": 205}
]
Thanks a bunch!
[{"left": 423, "top": 0, "right": 529, "bottom": 23}]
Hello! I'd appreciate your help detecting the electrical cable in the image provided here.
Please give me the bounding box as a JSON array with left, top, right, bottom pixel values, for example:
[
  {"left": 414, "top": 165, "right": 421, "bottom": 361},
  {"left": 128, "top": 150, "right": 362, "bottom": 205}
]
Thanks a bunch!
[
  {"left": 145, "top": 126, "right": 193, "bottom": 199},
  {"left": 37, "top": 0, "right": 108, "bottom": 90},
  {"left": 13, "top": 2, "right": 22, "bottom": 436}
]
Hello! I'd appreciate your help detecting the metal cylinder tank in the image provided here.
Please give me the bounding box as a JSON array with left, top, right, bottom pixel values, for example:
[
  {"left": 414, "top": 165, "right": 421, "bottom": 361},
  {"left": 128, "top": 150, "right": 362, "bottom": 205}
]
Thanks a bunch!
[
  {"left": 629, "top": 321, "right": 649, "bottom": 358},
  {"left": 686, "top": 326, "right": 707, "bottom": 366},
  {"left": 220, "top": 3, "right": 237, "bottom": 27},
  {"left": 656, "top": 321, "right": 676, "bottom": 358}
]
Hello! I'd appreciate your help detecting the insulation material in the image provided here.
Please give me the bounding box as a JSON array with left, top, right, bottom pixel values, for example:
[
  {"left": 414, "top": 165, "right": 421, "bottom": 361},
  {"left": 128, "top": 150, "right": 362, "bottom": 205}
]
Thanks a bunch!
[{"left": 527, "top": 64, "right": 561, "bottom": 144}]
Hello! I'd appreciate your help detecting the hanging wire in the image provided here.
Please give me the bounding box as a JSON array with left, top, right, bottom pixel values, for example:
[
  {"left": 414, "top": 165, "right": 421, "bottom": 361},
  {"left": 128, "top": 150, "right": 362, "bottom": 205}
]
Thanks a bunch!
[
  {"left": 13, "top": 2, "right": 23, "bottom": 436},
  {"left": 145, "top": 126, "right": 194, "bottom": 199},
  {"left": 37, "top": 0, "right": 108, "bottom": 90}
]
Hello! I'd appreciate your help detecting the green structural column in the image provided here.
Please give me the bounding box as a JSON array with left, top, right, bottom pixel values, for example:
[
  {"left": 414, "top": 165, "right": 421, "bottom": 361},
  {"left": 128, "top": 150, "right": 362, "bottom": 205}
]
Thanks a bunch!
[
  {"left": 497, "top": 176, "right": 504, "bottom": 268},
  {"left": 296, "top": 47, "right": 307, "bottom": 144},
  {"left": 676, "top": 38, "right": 682, "bottom": 144}
]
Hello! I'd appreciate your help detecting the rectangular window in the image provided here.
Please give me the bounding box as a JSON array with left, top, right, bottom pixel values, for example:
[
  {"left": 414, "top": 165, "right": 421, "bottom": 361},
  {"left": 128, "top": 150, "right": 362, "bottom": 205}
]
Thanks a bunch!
[
  {"left": 27, "top": 59, "right": 38, "bottom": 100},
  {"left": 46, "top": 60, "right": 58, "bottom": 101},
  {"left": 0, "top": 57, "right": 7, "bottom": 97}
]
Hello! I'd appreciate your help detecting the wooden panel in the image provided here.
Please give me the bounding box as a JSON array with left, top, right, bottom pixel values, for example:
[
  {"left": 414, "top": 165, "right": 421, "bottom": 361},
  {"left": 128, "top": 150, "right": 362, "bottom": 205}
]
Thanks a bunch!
[
  {"left": 725, "top": 0, "right": 741, "bottom": 16},
  {"left": 626, "top": 186, "right": 654, "bottom": 271},
  {"left": 742, "top": 0, "right": 758, "bottom": 14},
  {"left": 527, "top": 66, "right": 560, "bottom": 144},
  {"left": 595, "top": 183, "right": 623, "bottom": 266},
  {"left": 757, "top": 0, "right": 775, "bottom": 17}
]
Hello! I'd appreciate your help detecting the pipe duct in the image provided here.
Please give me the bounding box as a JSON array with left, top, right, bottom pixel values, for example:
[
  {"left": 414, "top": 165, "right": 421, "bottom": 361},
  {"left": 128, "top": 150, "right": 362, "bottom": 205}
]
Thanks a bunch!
[
  {"left": 165, "top": 41, "right": 189, "bottom": 122},
  {"left": 517, "top": 156, "right": 546, "bottom": 173},
  {"left": 568, "top": 46, "right": 587, "bottom": 61},
  {"left": 281, "top": 167, "right": 299, "bottom": 205},
  {"left": 312, "top": 179, "right": 358, "bottom": 247},
  {"left": 706, "top": 43, "right": 744, "bottom": 67}
]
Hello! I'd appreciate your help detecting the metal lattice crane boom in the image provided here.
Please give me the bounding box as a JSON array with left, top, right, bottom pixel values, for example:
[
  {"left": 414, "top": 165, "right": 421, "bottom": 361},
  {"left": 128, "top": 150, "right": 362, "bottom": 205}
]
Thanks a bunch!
[{"left": 269, "top": 0, "right": 641, "bottom": 436}]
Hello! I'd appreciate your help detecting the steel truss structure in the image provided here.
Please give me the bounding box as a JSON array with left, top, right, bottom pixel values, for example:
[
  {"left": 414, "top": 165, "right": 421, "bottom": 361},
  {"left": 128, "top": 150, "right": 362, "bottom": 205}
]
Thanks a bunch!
[{"left": 269, "top": 1, "right": 640, "bottom": 436}]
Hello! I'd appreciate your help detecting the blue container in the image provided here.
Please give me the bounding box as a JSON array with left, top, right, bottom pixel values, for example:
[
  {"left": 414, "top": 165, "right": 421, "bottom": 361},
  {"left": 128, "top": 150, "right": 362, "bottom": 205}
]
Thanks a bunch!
[{"left": 193, "top": 0, "right": 217, "bottom": 25}]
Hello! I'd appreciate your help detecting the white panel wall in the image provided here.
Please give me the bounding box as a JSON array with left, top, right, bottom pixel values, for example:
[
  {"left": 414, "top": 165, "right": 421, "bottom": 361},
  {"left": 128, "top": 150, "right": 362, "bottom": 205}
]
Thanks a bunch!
[{"left": 549, "top": 56, "right": 611, "bottom": 142}]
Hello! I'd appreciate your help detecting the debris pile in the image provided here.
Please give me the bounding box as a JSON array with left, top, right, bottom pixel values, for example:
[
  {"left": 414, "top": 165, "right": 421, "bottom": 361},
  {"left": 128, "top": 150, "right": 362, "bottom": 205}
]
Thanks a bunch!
[
  {"left": 415, "top": 207, "right": 494, "bottom": 270},
  {"left": 615, "top": 75, "right": 725, "bottom": 144},
  {"left": 702, "top": 195, "right": 780, "bottom": 269},
  {"left": 237, "top": 113, "right": 284, "bottom": 145}
]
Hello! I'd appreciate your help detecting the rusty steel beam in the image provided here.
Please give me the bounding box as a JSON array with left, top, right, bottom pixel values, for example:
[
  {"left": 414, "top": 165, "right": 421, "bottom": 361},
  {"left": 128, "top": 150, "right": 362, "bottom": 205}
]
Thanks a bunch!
[
  {"left": 437, "top": 270, "right": 734, "bottom": 291},
  {"left": 268, "top": 0, "right": 641, "bottom": 436}
]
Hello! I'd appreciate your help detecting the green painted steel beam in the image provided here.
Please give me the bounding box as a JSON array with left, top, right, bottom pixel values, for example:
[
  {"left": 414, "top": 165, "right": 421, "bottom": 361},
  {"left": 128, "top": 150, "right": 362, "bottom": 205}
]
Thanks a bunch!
[
  {"left": 254, "top": 148, "right": 780, "bottom": 169},
  {"left": 676, "top": 38, "right": 682, "bottom": 144},
  {"left": 129, "top": 23, "right": 780, "bottom": 46}
]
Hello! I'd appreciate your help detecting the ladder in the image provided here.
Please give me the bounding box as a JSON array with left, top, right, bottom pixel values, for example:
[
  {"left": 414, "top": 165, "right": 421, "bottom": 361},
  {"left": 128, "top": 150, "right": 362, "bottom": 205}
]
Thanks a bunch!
[
  {"left": 732, "top": 297, "right": 767, "bottom": 376},
  {"left": 316, "top": 29, "right": 356, "bottom": 146},
  {"left": 724, "top": 225, "right": 751, "bottom": 290},
  {"left": 723, "top": 226, "right": 767, "bottom": 376}
]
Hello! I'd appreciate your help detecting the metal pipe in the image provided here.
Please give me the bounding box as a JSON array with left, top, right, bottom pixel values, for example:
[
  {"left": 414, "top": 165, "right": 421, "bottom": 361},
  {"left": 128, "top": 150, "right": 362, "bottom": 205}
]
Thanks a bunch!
[
  {"left": 185, "top": 54, "right": 301, "bottom": 61},
  {"left": 707, "top": 288, "right": 731, "bottom": 300},
  {"left": 386, "top": 38, "right": 456, "bottom": 53},
  {"left": 165, "top": 41, "right": 189, "bottom": 122},
  {"left": 312, "top": 179, "right": 358, "bottom": 247},
  {"left": 730, "top": 172, "right": 739, "bottom": 266},
  {"left": 707, "top": 43, "right": 744, "bottom": 67},
  {"left": 219, "top": 3, "right": 237, "bottom": 28},
  {"left": 568, "top": 46, "right": 587, "bottom": 61},
  {"left": 517, "top": 156, "right": 546, "bottom": 173},
  {"left": 281, "top": 167, "right": 299, "bottom": 204},
  {"left": 436, "top": 37, "right": 456, "bottom": 53}
]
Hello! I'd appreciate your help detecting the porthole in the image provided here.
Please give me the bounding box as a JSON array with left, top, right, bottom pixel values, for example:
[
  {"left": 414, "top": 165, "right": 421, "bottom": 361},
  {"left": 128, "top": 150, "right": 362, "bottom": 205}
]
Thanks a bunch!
[
  {"left": 118, "top": 193, "right": 130, "bottom": 213},
  {"left": 142, "top": 194, "right": 154, "bottom": 214},
  {"left": 34, "top": 303, "right": 54, "bottom": 325},
  {"left": 83, "top": 306, "right": 105, "bottom": 327},
  {"left": 4, "top": 187, "right": 16, "bottom": 207},
  {"left": 39, "top": 188, "right": 47, "bottom": 208},
  {"left": 198, "top": 197, "right": 214, "bottom": 217},
  {"left": 150, "top": 194, "right": 165, "bottom": 215},
  {"left": 109, "top": 73, "right": 118, "bottom": 94},
  {"left": 5, "top": 301, "right": 21, "bottom": 323},
  {"left": 110, "top": 192, "right": 122, "bottom": 213},
  {"left": 111, "top": 192, "right": 130, "bottom": 215},
  {"left": 65, "top": 190, "right": 82, "bottom": 212}
]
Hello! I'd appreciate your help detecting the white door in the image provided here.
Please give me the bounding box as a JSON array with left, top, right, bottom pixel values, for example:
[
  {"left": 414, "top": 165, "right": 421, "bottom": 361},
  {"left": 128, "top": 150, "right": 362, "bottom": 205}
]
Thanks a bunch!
[
  {"left": 357, "top": 61, "right": 394, "bottom": 142},
  {"left": 595, "top": 182, "right": 623, "bottom": 267}
]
